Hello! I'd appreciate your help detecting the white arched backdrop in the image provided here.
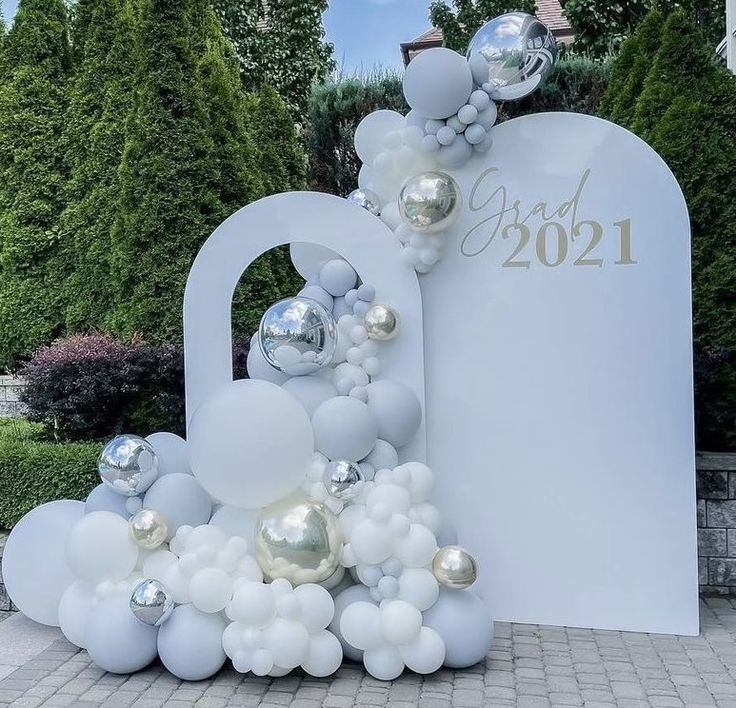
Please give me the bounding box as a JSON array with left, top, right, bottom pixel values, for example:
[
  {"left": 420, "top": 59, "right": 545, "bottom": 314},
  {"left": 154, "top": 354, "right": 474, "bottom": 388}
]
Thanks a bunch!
[{"left": 183, "top": 191, "right": 427, "bottom": 464}]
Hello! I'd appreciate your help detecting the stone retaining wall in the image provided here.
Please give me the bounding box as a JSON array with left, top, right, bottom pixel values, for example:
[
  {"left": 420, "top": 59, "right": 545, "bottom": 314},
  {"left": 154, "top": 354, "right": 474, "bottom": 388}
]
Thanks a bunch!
[
  {"left": 0, "top": 533, "right": 15, "bottom": 612},
  {"left": 0, "top": 376, "right": 26, "bottom": 418},
  {"left": 697, "top": 452, "right": 736, "bottom": 593}
]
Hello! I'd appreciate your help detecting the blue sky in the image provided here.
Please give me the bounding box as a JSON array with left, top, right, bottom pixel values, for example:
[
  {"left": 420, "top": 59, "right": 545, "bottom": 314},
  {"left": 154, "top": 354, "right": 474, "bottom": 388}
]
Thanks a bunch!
[{"left": 1, "top": 0, "right": 434, "bottom": 73}]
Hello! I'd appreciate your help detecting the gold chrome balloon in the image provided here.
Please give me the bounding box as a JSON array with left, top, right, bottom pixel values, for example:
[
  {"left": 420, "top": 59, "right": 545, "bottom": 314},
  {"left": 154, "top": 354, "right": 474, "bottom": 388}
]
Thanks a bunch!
[
  {"left": 432, "top": 545, "right": 478, "bottom": 589},
  {"left": 364, "top": 304, "right": 400, "bottom": 341},
  {"left": 398, "top": 172, "right": 461, "bottom": 233},
  {"left": 254, "top": 496, "right": 343, "bottom": 586},
  {"left": 128, "top": 508, "right": 168, "bottom": 550}
]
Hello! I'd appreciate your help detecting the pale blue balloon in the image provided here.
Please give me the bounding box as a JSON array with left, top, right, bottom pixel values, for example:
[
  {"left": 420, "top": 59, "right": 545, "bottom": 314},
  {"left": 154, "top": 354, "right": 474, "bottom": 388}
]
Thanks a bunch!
[
  {"left": 312, "top": 396, "right": 378, "bottom": 462},
  {"left": 85, "top": 484, "right": 130, "bottom": 519},
  {"left": 365, "top": 381, "right": 421, "bottom": 449},
  {"left": 158, "top": 604, "right": 227, "bottom": 680},
  {"left": 143, "top": 473, "right": 212, "bottom": 538}
]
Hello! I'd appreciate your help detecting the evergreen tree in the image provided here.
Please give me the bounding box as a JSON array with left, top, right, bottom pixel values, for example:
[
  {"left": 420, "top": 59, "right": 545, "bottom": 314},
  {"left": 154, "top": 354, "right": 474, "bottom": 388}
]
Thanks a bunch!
[
  {"left": 0, "top": 0, "right": 72, "bottom": 369},
  {"left": 430, "top": 0, "right": 537, "bottom": 53},
  {"left": 59, "top": 0, "right": 136, "bottom": 331}
]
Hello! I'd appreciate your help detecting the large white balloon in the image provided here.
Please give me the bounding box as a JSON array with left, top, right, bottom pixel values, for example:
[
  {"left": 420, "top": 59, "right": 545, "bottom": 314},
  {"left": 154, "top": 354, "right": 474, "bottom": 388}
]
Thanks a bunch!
[
  {"left": 85, "top": 593, "right": 158, "bottom": 674},
  {"left": 422, "top": 589, "right": 494, "bottom": 668},
  {"left": 145, "top": 432, "right": 191, "bottom": 476},
  {"left": 354, "top": 110, "right": 405, "bottom": 164},
  {"left": 189, "top": 380, "right": 313, "bottom": 509},
  {"left": 58, "top": 581, "right": 97, "bottom": 648},
  {"left": 282, "top": 376, "right": 338, "bottom": 417},
  {"left": 158, "top": 604, "right": 227, "bottom": 680},
  {"left": 312, "top": 396, "right": 378, "bottom": 462},
  {"left": 403, "top": 48, "right": 473, "bottom": 120},
  {"left": 290, "top": 242, "right": 340, "bottom": 281},
  {"left": 143, "top": 473, "right": 212, "bottom": 538},
  {"left": 66, "top": 511, "right": 139, "bottom": 584},
  {"left": 85, "top": 484, "right": 130, "bottom": 518},
  {"left": 209, "top": 505, "right": 259, "bottom": 544},
  {"left": 2, "top": 500, "right": 84, "bottom": 626},
  {"left": 365, "top": 380, "right": 422, "bottom": 448},
  {"left": 329, "top": 585, "right": 377, "bottom": 661}
]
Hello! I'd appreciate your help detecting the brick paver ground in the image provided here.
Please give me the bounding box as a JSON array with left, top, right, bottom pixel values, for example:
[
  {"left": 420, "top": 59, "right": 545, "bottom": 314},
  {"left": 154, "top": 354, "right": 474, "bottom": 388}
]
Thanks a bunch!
[{"left": 1, "top": 597, "right": 736, "bottom": 707}]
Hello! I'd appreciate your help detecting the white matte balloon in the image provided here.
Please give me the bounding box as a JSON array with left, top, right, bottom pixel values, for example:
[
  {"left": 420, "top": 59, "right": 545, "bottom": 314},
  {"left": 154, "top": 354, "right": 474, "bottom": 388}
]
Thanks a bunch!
[
  {"left": 363, "top": 439, "right": 399, "bottom": 472},
  {"left": 340, "top": 601, "right": 382, "bottom": 651},
  {"left": 329, "top": 585, "right": 377, "bottom": 662},
  {"left": 189, "top": 567, "right": 233, "bottom": 613},
  {"left": 400, "top": 626, "right": 446, "bottom": 674},
  {"left": 294, "top": 583, "right": 335, "bottom": 633},
  {"left": 85, "top": 593, "right": 159, "bottom": 674},
  {"left": 403, "top": 48, "right": 473, "bottom": 120},
  {"left": 380, "top": 600, "right": 422, "bottom": 645},
  {"left": 85, "top": 484, "right": 130, "bottom": 518},
  {"left": 290, "top": 242, "right": 340, "bottom": 281},
  {"left": 189, "top": 379, "right": 313, "bottom": 509},
  {"left": 158, "top": 604, "right": 228, "bottom": 680},
  {"left": 398, "top": 568, "right": 440, "bottom": 611},
  {"left": 302, "top": 629, "right": 343, "bottom": 676},
  {"left": 283, "top": 376, "right": 338, "bottom": 417},
  {"left": 395, "top": 524, "right": 438, "bottom": 568},
  {"left": 58, "top": 581, "right": 96, "bottom": 647},
  {"left": 143, "top": 473, "right": 212, "bottom": 538},
  {"left": 2, "top": 500, "right": 84, "bottom": 626},
  {"left": 365, "top": 381, "right": 422, "bottom": 448},
  {"left": 354, "top": 110, "right": 405, "bottom": 164},
  {"left": 209, "top": 505, "right": 259, "bottom": 544},
  {"left": 363, "top": 645, "right": 405, "bottom": 681},
  {"left": 312, "top": 396, "right": 378, "bottom": 462},
  {"left": 66, "top": 511, "right": 139, "bottom": 584},
  {"left": 145, "top": 432, "right": 191, "bottom": 476},
  {"left": 422, "top": 589, "right": 494, "bottom": 668}
]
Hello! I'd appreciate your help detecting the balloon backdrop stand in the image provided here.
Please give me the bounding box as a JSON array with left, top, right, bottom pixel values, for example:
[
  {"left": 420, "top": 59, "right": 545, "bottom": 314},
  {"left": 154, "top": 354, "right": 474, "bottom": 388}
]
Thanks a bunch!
[{"left": 3, "top": 11, "right": 687, "bottom": 681}]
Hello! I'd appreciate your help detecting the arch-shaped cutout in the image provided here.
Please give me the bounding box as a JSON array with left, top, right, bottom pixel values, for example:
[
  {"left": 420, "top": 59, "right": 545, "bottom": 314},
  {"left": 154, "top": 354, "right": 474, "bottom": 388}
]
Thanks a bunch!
[{"left": 184, "top": 191, "right": 427, "bottom": 462}]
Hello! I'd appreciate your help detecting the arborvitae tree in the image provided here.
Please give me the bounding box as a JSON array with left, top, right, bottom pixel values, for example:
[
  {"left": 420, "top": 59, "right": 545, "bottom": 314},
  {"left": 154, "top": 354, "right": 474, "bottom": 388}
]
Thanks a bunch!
[
  {"left": 212, "top": 0, "right": 334, "bottom": 115},
  {"left": 59, "top": 0, "right": 136, "bottom": 331},
  {"left": 599, "top": 8, "right": 663, "bottom": 125},
  {"left": 429, "top": 0, "right": 537, "bottom": 53},
  {"left": 630, "top": 10, "right": 716, "bottom": 141},
  {"left": 0, "top": 0, "right": 72, "bottom": 369}
]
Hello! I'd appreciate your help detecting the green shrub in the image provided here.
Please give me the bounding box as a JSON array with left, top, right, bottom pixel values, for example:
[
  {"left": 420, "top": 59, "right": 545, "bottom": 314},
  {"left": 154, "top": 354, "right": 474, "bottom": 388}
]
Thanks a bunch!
[{"left": 0, "top": 420, "right": 100, "bottom": 528}]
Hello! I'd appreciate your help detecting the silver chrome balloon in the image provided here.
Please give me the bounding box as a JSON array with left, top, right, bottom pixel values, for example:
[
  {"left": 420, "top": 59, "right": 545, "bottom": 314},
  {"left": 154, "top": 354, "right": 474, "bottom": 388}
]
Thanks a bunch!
[
  {"left": 364, "top": 304, "right": 400, "bottom": 341},
  {"left": 98, "top": 435, "right": 159, "bottom": 497},
  {"left": 346, "top": 188, "right": 381, "bottom": 216},
  {"left": 398, "top": 172, "right": 462, "bottom": 233},
  {"left": 467, "top": 12, "right": 556, "bottom": 101},
  {"left": 128, "top": 508, "right": 168, "bottom": 550},
  {"left": 432, "top": 545, "right": 479, "bottom": 589},
  {"left": 254, "top": 496, "right": 343, "bottom": 585},
  {"left": 130, "top": 579, "right": 174, "bottom": 626},
  {"left": 323, "top": 460, "right": 364, "bottom": 501},
  {"left": 259, "top": 297, "right": 337, "bottom": 376}
]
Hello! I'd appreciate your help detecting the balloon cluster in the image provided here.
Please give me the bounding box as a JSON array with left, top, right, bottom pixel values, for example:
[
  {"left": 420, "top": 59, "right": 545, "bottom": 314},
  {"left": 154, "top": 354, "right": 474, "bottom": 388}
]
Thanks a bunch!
[
  {"left": 0, "top": 14, "right": 559, "bottom": 686},
  {"left": 343, "top": 12, "right": 557, "bottom": 275}
]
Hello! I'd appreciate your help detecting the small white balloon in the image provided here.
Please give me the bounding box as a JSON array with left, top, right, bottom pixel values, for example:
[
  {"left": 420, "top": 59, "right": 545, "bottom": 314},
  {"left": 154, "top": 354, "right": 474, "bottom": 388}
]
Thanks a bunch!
[
  {"left": 189, "top": 567, "right": 233, "bottom": 613},
  {"left": 395, "top": 524, "right": 438, "bottom": 568},
  {"left": 340, "top": 601, "right": 382, "bottom": 651},
  {"left": 400, "top": 626, "right": 446, "bottom": 674},
  {"left": 380, "top": 600, "right": 422, "bottom": 645},
  {"left": 329, "top": 585, "right": 376, "bottom": 661},
  {"left": 398, "top": 568, "right": 440, "bottom": 611},
  {"left": 363, "top": 644, "right": 405, "bottom": 681},
  {"left": 264, "top": 618, "right": 310, "bottom": 670},
  {"left": 294, "top": 583, "right": 335, "bottom": 633},
  {"left": 363, "top": 439, "right": 399, "bottom": 471},
  {"left": 58, "top": 581, "right": 96, "bottom": 648},
  {"left": 354, "top": 110, "right": 405, "bottom": 164},
  {"left": 302, "top": 629, "right": 343, "bottom": 677}
]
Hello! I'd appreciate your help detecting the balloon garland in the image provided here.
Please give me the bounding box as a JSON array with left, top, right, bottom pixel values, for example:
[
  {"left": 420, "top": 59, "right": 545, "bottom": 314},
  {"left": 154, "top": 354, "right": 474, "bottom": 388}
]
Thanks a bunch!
[{"left": 1, "top": 13, "right": 555, "bottom": 682}]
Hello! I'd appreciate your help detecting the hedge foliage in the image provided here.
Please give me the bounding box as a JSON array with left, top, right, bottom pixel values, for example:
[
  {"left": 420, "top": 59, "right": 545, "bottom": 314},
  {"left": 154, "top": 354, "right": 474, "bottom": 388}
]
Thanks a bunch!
[
  {"left": 0, "top": 419, "right": 100, "bottom": 528},
  {"left": 600, "top": 9, "right": 736, "bottom": 450},
  {"left": 0, "top": 0, "right": 310, "bottom": 370}
]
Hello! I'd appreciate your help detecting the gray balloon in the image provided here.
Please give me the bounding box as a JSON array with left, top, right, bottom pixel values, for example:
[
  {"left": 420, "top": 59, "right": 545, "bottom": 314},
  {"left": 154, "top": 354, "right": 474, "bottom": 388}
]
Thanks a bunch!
[
  {"left": 85, "top": 484, "right": 130, "bottom": 519},
  {"left": 85, "top": 593, "right": 159, "bottom": 674},
  {"left": 365, "top": 381, "right": 422, "bottom": 449},
  {"left": 312, "top": 396, "right": 378, "bottom": 462},
  {"left": 157, "top": 604, "right": 227, "bottom": 681},
  {"left": 143, "top": 473, "right": 212, "bottom": 539},
  {"left": 467, "top": 12, "right": 556, "bottom": 101},
  {"left": 422, "top": 588, "right": 494, "bottom": 668},
  {"left": 329, "top": 585, "right": 378, "bottom": 662}
]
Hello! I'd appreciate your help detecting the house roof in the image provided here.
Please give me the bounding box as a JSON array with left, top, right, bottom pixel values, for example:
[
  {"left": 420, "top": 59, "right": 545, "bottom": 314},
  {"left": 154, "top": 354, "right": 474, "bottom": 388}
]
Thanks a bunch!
[{"left": 401, "top": 1, "right": 573, "bottom": 65}]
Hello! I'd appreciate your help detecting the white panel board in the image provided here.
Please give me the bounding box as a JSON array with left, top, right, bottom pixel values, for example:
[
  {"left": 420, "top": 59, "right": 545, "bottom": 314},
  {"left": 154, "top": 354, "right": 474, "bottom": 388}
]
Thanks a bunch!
[{"left": 420, "top": 113, "right": 698, "bottom": 634}]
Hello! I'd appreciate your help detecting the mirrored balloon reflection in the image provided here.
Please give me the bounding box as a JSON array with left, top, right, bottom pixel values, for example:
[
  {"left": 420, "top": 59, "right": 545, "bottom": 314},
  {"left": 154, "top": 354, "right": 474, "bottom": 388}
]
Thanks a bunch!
[
  {"left": 259, "top": 297, "right": 338, "bottom": 376},
  {"left": 130, "top": 579, "right": 174, "bottom": 626},
  {"left": 432, "top": 545, "right": 479, "bottom": 589},
  {"left": 98, "top": 435, "right": 159, "bottom": 497},
  {"left": 254, "top": 496, "right": 343, "bottom": 585},
  {"left": 398, "top": 172, "right": 462, "bottom": 233},
  {"left": 467, "top": 12, "right": 556, "bottom": 101}
]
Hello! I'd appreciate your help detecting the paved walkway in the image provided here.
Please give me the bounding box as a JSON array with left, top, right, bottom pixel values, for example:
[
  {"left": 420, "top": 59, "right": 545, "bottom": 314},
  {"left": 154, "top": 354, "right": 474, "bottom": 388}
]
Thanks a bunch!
[{"left": 1, "top": 598, "right": 736, "bottom": 707}]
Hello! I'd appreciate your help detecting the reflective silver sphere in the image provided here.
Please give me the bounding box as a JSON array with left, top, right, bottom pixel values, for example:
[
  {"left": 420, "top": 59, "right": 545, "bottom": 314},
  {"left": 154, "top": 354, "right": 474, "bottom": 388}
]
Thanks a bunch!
[
  {"left": 130, "top": 579, "right": 174, "bottom": 626},
  {"left": 398, "top": 172, "right": 462, "bottom": 233},
  {"left": 364, "top": 304, "right": 400, "bottom": 341},
  {"left": 128, "top": 508, "right": 168, "bottom": 550},
  {"left": 323, "top": 460, "right": 365, "bottom": 501},
  {"left": 432, "top": 545, "right": 478, "bottom": 589},
  {"left": 98, "top": 435, "right": 159, "bottom": 497},
  {"left": 346, "top": 188, "right": 381, "bottom": 216},
  {"left": 254, "top": 495, "right": 343, "bottom": 585},
  {"left": 259, "top": 297, "right": 337, "bottom": 376},
  {"left": 467, "top": 13, "right": 556, "bottom": 101}
]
